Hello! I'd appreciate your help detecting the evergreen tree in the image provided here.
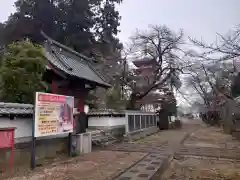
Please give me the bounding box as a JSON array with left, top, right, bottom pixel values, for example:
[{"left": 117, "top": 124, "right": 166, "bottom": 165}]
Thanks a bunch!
[
  {"left": 0, "top": 40, "right": 48, "bottom": 103},
  {"left": 2, "top": 0, "right": 123, "bottom": 56}
]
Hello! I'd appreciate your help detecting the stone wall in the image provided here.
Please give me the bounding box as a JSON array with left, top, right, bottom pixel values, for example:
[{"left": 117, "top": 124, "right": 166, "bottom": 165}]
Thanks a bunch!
[
  {"left": 0, "top": 136, "right": 68, "bottom": 170},
  {"left": 125, "top": 126, "right": 159, "bottom": 142}
]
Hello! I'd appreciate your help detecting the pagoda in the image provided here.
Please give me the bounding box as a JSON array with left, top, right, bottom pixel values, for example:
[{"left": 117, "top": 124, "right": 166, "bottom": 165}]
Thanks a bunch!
[
  {"left": 132, "top": 58, "right": 161, "bottom": 111},
  {"left": 132, "top": 58, "right": 157, "bottom": 87}
]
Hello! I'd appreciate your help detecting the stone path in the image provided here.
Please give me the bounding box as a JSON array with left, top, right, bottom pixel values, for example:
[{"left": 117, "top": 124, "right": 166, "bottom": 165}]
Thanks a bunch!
[
  {"left": 111, "top": 121, "right": 201, "bottom": 180},
  {"left": 114, "top": 153, "right": 168, "bottom": 180}
]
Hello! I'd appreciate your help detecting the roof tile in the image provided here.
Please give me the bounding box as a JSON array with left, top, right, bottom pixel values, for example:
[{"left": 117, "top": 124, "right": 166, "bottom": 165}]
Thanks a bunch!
[{"left": 45, "top": 44, "right": 110, "bottom": 88}]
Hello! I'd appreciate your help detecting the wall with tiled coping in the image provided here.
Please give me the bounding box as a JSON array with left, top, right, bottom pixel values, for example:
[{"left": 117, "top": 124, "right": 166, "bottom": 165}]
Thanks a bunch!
[
  {"left": 0, "top": 103, "right": 158, "bottom": 169},
  {"left": 0, "top": 116, "right": 69, "bottom": 169},
  {"left": 0, "top": 103, "right": 70, "bottom": 169}
]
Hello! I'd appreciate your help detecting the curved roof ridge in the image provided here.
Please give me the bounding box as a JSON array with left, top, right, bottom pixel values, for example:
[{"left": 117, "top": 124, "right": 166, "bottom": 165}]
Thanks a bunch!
[
  {"left": 41, "top": 31, "right": 93, "bottom": 62},
  {"left": 41, "top": 31, "right": 111, "bottom": 88}
]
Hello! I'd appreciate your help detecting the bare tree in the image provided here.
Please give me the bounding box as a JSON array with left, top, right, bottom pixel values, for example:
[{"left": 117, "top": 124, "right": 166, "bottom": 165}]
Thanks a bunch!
[
  {"left": 179, "top": 25, "right": 240, "bottom": 125},
  {"left": 186, "top": 61, "right": 234, "bottom": 103},
  {"left": 185, "top": 25, "right": 240, "bottom": 104},
  {"left": 189, "top": 25, "right": 240, "bottom": 61},
  {"left": 122, "top": 25, "right": 184, "bottom": 109},
  {"left": 183, "top": 58, "right": 235, "bottom": 124}
]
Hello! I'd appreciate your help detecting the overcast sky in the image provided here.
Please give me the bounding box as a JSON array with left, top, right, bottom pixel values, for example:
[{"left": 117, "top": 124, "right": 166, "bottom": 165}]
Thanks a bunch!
[
  {"left": 117, "top": 0, "right": 240, "bottom": 44},
  {"left": 1, "top": 0, "right": 239, "bottom": 43},
  {"left": 117, "top": 0, "right": 240, "bottom": 108},
  {"left": 1, "top": 0, "right": 240, "bottom": 108}
]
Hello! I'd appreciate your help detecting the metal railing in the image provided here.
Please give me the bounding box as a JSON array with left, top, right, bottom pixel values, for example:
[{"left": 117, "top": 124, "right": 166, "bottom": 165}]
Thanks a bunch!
[{"left": 125, "top": 111, "right": 158, "bottom": 134}]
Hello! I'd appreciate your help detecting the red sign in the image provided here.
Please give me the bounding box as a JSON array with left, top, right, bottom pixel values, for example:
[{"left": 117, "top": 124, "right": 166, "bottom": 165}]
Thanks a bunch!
[
  {"left": 0, "top": 129, "right": 14, "bottom": 149},
  {"left": 0, "top": 128, "right": 15, "bottom": 172},
  {"left": 38, "top": 93, "right": 66, "bottom": 103}
]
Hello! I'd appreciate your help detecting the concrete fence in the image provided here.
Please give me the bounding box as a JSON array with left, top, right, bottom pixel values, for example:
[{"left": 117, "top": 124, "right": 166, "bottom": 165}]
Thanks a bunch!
[
  {"left": 125, "top": 111, "right": 158, "bottom": 134},
  {"left": 88, "top": 110, "right": 159, "bottom": 139}
]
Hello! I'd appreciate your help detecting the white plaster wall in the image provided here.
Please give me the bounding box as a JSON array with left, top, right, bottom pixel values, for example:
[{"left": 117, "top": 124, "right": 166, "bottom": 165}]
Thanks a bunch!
[
  {"left": 108, "top": 117, "right": 125, "bottom": 126},
  {"left": 0, "top": 117, "right": 68, "bottom": 143},
  {"left": 88, "top": 116, "right": 125, "bottom": 127},
  {"left": 0, "top": 115, "right": 129, "bottom": 144},
  {"left": 88, "top": 117, "right": 110, "bottom": 127},
  {"left": 0, "top": 117, "right": 32, "bottom": 140}
]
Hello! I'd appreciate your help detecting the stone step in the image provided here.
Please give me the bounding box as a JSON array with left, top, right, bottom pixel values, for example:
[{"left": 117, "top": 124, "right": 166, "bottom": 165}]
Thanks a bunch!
[{"left": 91, "top": 130, "right": 117, "bottom": 146}]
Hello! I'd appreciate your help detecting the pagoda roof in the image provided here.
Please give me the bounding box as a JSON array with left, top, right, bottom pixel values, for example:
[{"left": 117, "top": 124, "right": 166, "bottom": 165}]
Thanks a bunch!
[
  {"left": 132, "top": 58, "right": 157, "bottom": 67},
  {"left": 139, "top": 92, "right": 164, "bottom": 104},
  {"left": 41, "top": 32, "right": 111, "bottom": 88}
]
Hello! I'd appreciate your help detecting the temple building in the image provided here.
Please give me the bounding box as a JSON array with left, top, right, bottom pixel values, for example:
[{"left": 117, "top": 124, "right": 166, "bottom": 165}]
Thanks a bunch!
[{"left": 41, "top": 32, "right": 111, "bottom": 131}]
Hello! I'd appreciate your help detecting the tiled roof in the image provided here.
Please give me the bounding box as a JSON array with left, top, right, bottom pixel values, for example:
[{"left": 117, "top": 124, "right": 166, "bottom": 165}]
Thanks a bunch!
[
  {"left": 140, "top": 93, "right": 164, "bottom": 104},
  {"left": 42, "top": 32, "right": 111, "bottom": 88},
  {"left": 0, "top": 103, "right": 124, "bottom": 116},
  {"left": 88, "top": 109, "right": 156, "bottom": 116},
  {"left": 88, "top": 109, "right": 125, "bottom": 116},
  {"left": 0, "top": 103, "right": 156, "bottom": 116},
  {"left": 0, "top": 103, "right": 33, "bottom": 115},
  {"left": 132, "top": 58, "right": 157, "bottom": 67}
]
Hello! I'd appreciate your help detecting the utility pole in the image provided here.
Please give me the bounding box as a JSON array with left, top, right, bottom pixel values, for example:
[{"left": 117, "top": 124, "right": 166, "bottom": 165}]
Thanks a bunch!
[
  {"left": 169, "top": 57, "right": 177, "bottom": 118},
  {"left": 121, "top": 58, "right": 127, "bottom": 100},
  {"left": 169, "top": 57, "right": 174, "bottom": 92}
]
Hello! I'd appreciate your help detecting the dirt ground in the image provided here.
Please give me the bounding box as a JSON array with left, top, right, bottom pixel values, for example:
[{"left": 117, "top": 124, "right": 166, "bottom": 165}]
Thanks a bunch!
[
  {"left": 1, "top": 151, "right": 146, "bottom": 180},
  {"left": 2, "top": 120, "right": 240, "bottom": 180},
  {"left": 184, "top": 126, "right": 240, "bottom": 149},
  {"left": 162, "top": 156, "right": 240, "bottom": 180},
  {"left": 160, "top": 124, "right": 240, "bottom": 180},
  {"left": 134, "top": 132, "right": 167, "bottom": 145}
]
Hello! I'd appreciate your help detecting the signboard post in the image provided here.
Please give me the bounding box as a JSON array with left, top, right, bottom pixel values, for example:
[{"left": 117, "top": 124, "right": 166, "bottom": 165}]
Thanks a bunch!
[
  {"left": 31, "top": 92, "right": 74, "bottom": 169},
  {"left": 0, "top": 127, "right": 15, "bottom": 173}
]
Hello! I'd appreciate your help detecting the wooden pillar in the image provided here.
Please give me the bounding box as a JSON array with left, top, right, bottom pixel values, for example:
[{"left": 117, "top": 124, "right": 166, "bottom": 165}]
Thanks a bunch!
[
  {"left": 75, "top": 85, "right": 88, "bottom": 133},
  {"left": 72, "top": 82, "right": 86, "bottom": 113},
  {"left": 77, "top": 91, "right": 85, "bottom": 112},
  {"left": 48, "top": 63, "right": 58, "bottom": 94},
  {"left": 51, "top": 79, "right": 57, "bottom": 94}
]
